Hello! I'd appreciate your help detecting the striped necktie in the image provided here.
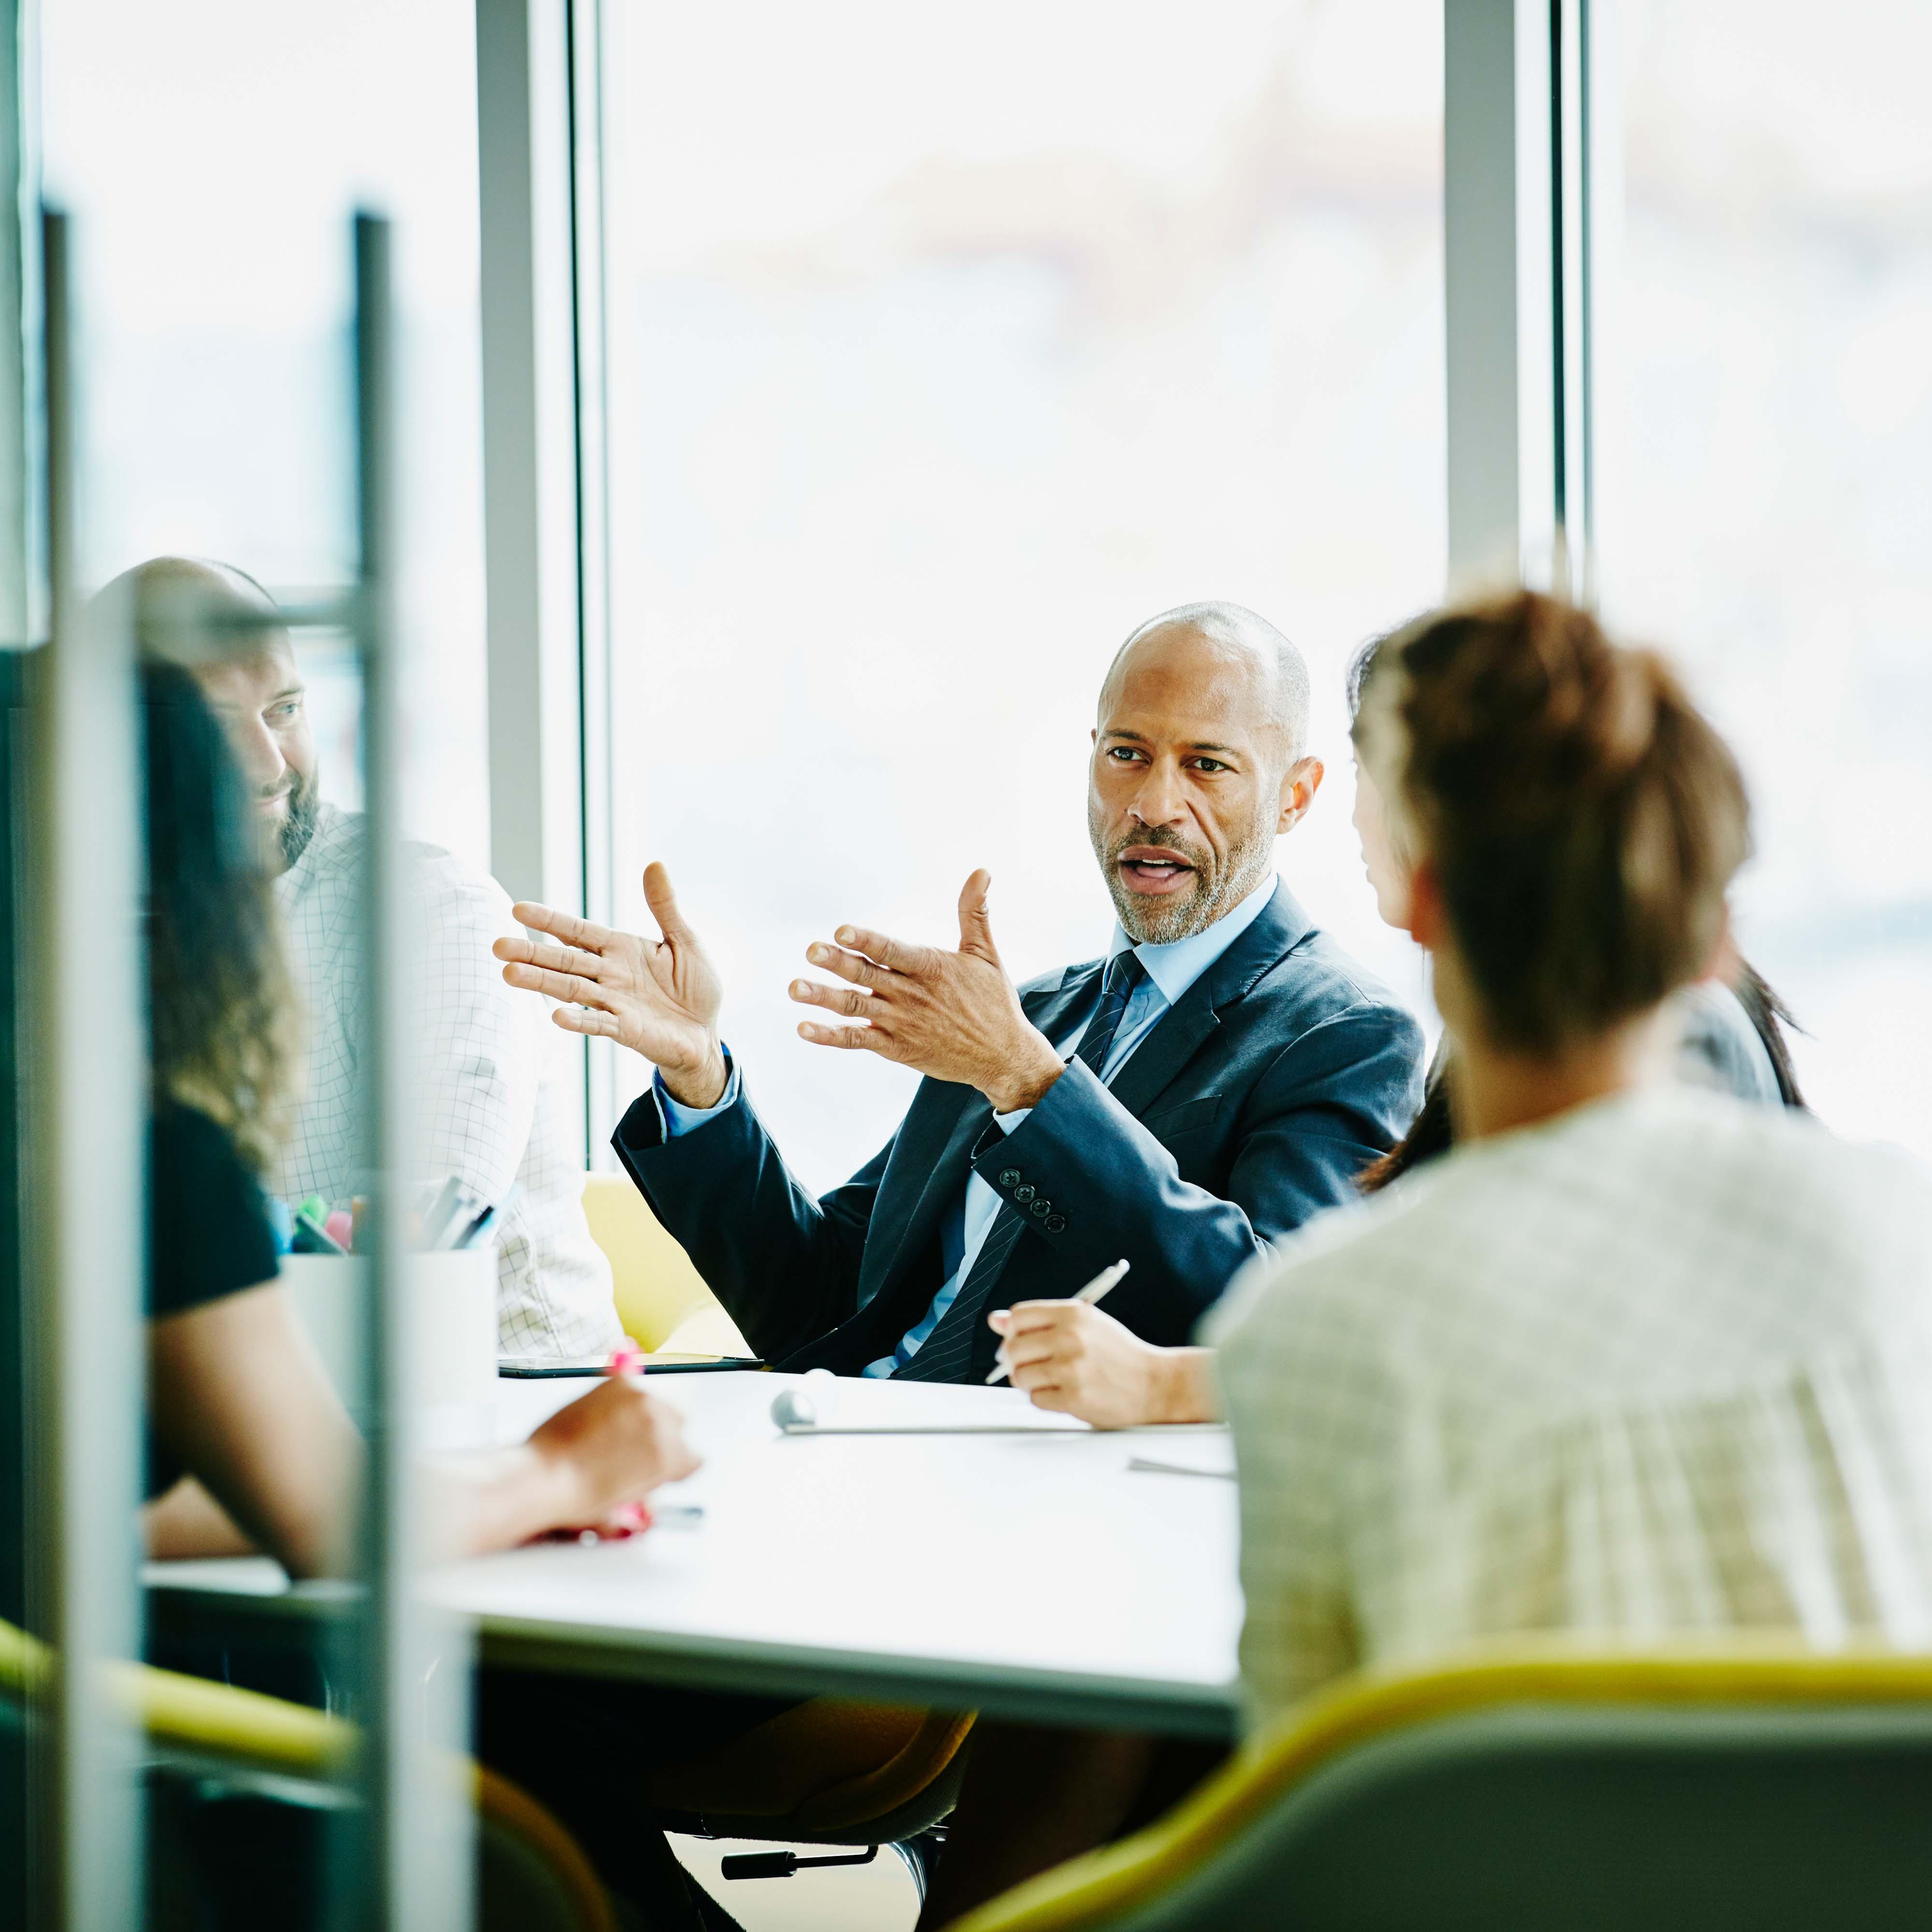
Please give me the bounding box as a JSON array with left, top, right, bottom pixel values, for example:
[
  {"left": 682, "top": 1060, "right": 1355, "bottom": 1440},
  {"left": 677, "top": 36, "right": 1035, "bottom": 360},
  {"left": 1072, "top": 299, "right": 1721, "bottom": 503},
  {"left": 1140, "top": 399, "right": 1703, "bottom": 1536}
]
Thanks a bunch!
[{"left": 892, "top": 951, "right": 1147, "bottom": 1384}]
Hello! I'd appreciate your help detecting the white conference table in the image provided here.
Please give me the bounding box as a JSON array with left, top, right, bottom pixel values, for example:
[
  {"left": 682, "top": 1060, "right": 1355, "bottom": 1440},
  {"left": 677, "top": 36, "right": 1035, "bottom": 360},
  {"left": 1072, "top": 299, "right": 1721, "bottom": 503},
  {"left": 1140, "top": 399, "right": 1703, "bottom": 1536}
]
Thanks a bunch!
[{"left": 147, "top": 1370, "right": 1245, "bottom": 1738}]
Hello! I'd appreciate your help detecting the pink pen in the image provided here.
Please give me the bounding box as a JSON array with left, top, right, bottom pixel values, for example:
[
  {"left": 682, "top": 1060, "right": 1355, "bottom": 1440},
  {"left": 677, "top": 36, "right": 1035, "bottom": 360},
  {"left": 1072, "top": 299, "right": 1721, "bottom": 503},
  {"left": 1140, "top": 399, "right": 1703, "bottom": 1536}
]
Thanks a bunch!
[{"left": 601, "top": 1347, "right": 654, "bottom": 1531}]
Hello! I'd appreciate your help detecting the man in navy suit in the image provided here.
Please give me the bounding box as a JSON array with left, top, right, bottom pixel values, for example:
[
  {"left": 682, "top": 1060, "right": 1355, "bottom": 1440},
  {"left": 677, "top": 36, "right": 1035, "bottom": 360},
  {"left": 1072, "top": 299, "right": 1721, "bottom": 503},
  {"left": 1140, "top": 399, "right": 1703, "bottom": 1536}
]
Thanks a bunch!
[{"left": 497, "top": 601, "right": 1424, "bottom": 1380}]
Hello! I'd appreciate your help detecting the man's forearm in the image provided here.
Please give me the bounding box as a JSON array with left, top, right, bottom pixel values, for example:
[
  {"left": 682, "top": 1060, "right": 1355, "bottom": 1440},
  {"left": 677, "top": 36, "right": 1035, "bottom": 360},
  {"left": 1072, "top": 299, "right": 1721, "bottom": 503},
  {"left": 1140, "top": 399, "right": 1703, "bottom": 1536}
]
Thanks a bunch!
[
  {"left": 982, "top": 1033, "right": 1067, "bottom": 1115},
  {"left": 614, "top": 1084, "right": 885, "bottom": 1364},
  {"left": 659, "top": 1040, "right": 729, "bottom": 1109},
  {"left": 1151, "top": 1347, "right": 1221, "bottom": 1424}
]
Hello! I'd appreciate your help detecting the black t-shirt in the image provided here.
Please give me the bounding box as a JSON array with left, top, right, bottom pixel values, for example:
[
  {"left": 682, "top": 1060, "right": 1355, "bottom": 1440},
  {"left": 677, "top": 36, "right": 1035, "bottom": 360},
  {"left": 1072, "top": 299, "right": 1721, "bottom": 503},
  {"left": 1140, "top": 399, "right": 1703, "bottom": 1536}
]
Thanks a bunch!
[{"left": 147, "top": 1102, "right": 280, "bottom": 1495}]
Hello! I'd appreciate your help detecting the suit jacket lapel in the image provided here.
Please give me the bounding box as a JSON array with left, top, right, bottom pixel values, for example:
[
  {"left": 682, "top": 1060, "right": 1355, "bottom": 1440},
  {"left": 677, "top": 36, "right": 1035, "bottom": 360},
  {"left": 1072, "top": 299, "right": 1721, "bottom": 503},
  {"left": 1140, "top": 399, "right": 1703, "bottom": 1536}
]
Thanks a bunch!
[{"left": 1106, "top": 882, "right": 1314, "bottom": 1117}]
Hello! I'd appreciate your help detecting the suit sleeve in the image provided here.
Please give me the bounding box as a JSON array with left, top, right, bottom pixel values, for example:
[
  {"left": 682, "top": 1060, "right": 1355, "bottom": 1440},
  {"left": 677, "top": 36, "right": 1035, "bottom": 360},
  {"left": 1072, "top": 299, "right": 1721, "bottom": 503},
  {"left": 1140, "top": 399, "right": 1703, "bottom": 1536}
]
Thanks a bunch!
[
  {"left": 974, "top": 997, "right": 1424, "bottom": 1346},
  {"left": 612, "top": 1080, "right": 896, "bottom": 1364}
]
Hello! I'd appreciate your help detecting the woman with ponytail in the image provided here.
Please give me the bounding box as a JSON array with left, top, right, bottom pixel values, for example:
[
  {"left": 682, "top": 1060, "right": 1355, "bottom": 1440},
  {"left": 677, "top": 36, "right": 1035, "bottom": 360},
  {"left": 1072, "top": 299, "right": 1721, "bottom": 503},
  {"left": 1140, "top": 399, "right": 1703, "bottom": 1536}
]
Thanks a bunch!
[
  {"left": 1207, "top": 591, "right": 1932, "bottom": 1727},
  {"left": 1345, "top": 620, "right": 1805, "bottom": 1197}
]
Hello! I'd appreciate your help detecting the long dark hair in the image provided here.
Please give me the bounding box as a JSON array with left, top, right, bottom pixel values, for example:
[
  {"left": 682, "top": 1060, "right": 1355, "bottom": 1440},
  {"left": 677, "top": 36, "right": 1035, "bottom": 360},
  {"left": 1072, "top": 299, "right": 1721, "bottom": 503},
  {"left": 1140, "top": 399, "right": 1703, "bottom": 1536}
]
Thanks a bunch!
[
  {"left": 143, "top": 661, "right": 298, "bottom": 1172},
  {"left": 1352, "top": 614, "right": 1801, "bottom": 1190}
]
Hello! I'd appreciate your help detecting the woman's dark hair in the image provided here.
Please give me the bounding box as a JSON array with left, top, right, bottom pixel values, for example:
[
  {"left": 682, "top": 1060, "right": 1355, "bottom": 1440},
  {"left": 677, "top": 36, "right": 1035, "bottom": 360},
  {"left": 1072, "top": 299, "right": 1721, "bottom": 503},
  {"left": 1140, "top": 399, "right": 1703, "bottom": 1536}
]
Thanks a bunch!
[
  {"left": 143, "top": 660, "right": 297, "bottom": 1172},
  {"left": 1732, "top": 960, "right": 1807, "bottom": 1109},
  {"left": 1372, "top": 591, "right": 1749, "bottom": 1055}
]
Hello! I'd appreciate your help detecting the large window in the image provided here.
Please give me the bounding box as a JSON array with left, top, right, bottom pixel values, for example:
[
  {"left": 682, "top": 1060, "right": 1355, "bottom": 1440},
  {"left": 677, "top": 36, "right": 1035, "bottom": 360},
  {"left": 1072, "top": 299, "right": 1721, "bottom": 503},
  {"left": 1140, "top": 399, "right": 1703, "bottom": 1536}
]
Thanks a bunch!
[
  {"left": 601, "top": 0, "right": 1446, "bottom": 1189},
  {"left": 1599, "top": 0, "right": 1932, "bottom": 1156},
  {"left": 39, "top": 0, "right": 489, "bottom": 865}
]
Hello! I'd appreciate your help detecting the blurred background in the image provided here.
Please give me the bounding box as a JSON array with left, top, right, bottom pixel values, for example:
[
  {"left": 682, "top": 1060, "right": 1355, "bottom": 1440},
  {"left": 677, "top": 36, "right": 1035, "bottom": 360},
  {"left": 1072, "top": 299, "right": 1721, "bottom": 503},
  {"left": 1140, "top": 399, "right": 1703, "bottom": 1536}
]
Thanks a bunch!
[{"left": 38, "top": 0, "right": 1932, "bottom": 1192}]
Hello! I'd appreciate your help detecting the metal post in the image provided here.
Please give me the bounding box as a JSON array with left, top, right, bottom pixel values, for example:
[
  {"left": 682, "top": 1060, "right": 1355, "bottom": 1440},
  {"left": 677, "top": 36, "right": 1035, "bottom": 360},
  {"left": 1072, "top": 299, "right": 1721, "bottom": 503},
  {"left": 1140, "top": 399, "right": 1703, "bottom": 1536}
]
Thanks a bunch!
[
  {"left": 1445, "top": 0, "right": 1600, "bottom": 597},
  {"left": 352, "top": 210, "right": 472, "bottom": 1932},
  {"left": 477, "top": 0, "right": 593, "bottom": 1159},
  {"left": 569, "top": 0, "right": 617, "bottom": 1162},
  {"left": 0, "top": 0, "right": 41, "bottom": 650},
  {"left": 1551, "top": 0, "right": 1596, "bottom": 602},
  {"left": 26, "top": 202, "right": 145, "bottom": 1932}
]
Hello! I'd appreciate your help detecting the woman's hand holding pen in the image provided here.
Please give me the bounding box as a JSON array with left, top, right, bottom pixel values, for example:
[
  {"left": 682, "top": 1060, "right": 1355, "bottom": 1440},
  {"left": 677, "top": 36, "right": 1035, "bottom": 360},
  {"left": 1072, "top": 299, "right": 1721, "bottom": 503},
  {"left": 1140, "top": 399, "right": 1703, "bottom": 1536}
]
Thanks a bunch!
[{"left": 527, "top": 1376, "right": 702, "bottom": 1533}]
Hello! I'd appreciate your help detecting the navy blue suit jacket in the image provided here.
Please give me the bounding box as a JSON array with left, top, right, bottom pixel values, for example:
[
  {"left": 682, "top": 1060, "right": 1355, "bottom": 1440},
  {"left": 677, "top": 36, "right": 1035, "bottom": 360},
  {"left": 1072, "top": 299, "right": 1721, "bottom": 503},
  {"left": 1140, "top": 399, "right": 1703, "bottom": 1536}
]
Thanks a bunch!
[{"left": 612, "top": 883, "right": 1424, "bottom": 1380}]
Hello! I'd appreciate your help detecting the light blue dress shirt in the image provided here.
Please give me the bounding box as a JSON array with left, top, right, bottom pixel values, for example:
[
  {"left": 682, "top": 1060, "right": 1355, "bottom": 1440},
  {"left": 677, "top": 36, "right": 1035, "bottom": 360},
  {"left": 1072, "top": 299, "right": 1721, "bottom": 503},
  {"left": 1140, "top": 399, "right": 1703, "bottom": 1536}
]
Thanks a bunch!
[{"left": 656, "top": 875, "right": 1279, "bottom": 1377}]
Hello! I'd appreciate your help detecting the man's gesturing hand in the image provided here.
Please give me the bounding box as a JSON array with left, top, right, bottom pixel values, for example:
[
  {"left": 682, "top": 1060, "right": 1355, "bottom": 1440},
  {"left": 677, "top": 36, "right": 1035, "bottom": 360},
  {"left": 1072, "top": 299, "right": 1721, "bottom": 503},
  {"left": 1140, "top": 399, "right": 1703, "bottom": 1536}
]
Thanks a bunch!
[
  {"left": 493, "top": 861, "right": 730, "bottom": 1107},
  {"left": 789, "top": 869, "right": 1066, "bottom": 1114}
]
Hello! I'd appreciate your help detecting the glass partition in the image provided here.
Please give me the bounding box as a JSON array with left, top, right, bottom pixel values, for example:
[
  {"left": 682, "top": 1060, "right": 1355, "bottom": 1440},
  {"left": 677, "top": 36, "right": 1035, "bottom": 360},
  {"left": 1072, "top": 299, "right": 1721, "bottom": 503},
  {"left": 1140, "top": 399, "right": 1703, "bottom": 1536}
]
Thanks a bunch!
[{"left": 38, "top": 0, "right": 490, "bottom": 866}]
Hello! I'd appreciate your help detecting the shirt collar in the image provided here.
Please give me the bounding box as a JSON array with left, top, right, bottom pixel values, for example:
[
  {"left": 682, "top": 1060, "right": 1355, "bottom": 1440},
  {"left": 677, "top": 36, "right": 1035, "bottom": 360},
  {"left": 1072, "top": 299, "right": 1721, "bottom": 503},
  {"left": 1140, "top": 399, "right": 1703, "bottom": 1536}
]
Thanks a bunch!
[{"left": 1106, "top": 873, "right": 1278, "bottom": 1009}]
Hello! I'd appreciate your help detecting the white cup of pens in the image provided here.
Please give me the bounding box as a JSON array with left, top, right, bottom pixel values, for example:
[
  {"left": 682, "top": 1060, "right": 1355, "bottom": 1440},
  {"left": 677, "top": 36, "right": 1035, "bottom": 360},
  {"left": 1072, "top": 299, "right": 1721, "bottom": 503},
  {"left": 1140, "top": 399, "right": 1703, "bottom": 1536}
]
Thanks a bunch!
[{"left": 279, "top": 1174, "right": 509, "bottom": 1442}]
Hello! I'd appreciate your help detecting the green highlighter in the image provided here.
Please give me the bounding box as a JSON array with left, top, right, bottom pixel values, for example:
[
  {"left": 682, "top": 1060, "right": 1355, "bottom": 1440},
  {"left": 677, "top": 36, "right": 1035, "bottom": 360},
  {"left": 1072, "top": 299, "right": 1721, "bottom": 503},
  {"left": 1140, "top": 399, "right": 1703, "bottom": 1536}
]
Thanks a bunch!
[{"left": 292, "top": 1192, "right": 348, "bottom": 1255}]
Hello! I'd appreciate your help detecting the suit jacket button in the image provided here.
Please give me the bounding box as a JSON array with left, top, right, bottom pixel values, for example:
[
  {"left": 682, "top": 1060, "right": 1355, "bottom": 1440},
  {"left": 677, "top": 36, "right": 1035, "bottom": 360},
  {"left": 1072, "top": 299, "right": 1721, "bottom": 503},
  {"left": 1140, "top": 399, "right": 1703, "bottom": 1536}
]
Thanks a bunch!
[
  {"left": 1030, "top": 1199, "right": 1051, "bottom": 1218},
  {"left": 1045, "top": 1214, "right": 1066, "bottom": 1233},
  {"left": 999, "top": 1169, "right": 1022, "bottom": 1188},
  {"left": 1014, "top": 1183, "right": 1035, "bottom": 1202}
]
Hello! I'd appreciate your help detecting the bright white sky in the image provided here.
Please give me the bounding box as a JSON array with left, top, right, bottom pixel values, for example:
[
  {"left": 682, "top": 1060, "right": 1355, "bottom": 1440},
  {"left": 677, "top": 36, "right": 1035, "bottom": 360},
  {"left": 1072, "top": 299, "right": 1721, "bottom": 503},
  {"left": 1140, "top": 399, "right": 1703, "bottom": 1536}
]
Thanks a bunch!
[
  {"left": 621, "top": 0, "right": 1441, "bottom": 263},
  {"left": 32, "top": 0, "right": 1932, "bottom": 1174}
]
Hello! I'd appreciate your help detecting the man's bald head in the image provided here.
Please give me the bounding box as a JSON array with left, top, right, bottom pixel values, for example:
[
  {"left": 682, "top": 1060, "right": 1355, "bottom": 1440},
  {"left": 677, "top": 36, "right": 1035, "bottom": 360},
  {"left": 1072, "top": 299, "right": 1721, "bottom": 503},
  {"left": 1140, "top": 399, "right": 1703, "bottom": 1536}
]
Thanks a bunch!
[
  {"left": 105, "top": 554, "right": 286, "bottom": 669},
  {"left": 1100, "top": 601, "right": 1311, "bottom": 772},
  {"left": 1088, "top": 600, "right": 1323, "bottom": 944}
]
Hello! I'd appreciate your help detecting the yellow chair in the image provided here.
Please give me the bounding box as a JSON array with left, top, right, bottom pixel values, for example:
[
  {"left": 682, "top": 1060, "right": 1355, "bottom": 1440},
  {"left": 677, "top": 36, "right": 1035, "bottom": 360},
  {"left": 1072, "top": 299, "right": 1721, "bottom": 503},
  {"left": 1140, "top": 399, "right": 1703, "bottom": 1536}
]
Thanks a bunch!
[
  {"left": 580, "top": 1169, "right": 750, "bottom": 1353},
  {"left": 0, "top": 1617, "right": 616, "bottom": 1932},
  {"left": 954, "top": 1642, "right": 1932, "bottom": 1932}
]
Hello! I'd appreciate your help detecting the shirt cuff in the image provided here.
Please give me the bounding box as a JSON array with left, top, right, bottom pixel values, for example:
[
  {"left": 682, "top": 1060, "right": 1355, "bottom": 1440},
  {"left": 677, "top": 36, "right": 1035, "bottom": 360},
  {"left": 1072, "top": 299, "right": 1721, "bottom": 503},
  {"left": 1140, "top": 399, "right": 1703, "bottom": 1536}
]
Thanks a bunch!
[{"left": 655, "top": 1051, "right": 740, "bottom": 1136}]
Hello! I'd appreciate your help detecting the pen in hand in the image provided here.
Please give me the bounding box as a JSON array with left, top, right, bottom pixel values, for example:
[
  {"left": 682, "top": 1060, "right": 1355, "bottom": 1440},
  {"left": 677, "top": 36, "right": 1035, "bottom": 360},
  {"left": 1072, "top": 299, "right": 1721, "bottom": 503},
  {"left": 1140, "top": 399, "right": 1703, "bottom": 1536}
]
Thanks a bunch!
[{"left": 986, "top": 1258, "right": 1131, "bottom": 1385}]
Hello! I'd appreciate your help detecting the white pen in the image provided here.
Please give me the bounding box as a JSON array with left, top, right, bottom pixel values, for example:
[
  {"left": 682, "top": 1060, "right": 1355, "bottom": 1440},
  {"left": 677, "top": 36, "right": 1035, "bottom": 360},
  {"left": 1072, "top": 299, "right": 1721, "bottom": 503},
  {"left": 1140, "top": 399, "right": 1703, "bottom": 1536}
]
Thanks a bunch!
[{"left": 986, "top": 1258, "right": 1131, "bottom": 1385}]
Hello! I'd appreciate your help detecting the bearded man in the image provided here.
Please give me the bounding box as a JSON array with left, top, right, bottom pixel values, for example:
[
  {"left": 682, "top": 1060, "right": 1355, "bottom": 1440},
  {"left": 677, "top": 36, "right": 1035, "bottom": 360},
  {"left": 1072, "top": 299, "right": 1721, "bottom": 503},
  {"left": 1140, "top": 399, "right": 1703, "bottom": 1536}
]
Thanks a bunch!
[
  {"left": 123, "top": 556, "right": 623, "bottom": 1360},
  {"left": 498, "top": 601, "right": 1423, "bottom": 1380}
]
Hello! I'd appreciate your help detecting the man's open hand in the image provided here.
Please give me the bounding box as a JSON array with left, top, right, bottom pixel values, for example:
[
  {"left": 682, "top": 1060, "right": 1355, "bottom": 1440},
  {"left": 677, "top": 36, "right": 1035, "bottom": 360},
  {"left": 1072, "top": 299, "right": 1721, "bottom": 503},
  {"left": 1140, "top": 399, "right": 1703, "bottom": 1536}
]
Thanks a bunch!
[
  {"left": 493, "top": 862, "right": 730, "bottom": 1107},
  {"left": 789, "top": 870, "right": 1066, "bottom": 1113}
]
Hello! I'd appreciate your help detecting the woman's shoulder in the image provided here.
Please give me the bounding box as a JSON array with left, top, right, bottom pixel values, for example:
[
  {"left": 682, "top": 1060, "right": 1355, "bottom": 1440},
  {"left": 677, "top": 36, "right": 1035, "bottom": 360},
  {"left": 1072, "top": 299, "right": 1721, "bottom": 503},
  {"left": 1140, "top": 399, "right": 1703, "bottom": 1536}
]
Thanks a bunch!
[
  {"left": 153, "top": 1096, "right": 258, "bottom": 1188},
  {"left": 1211, "top": 1088, "right": 1925, "bottom": 1348},
  {"left": 150, "top": 1100, "right": 281, "bottom": 1319}
]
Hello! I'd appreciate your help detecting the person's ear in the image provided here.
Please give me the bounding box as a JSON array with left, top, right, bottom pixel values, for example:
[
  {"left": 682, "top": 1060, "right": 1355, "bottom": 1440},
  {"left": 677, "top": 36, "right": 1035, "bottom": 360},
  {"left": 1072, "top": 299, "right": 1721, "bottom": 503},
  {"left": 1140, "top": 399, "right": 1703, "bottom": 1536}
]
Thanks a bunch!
[
  {"left": 1276, "top": 756, "right": 1324, "bottom": 833},
  {"left": 1405, "top": 859, "right": 1446, "bottom": 950}
]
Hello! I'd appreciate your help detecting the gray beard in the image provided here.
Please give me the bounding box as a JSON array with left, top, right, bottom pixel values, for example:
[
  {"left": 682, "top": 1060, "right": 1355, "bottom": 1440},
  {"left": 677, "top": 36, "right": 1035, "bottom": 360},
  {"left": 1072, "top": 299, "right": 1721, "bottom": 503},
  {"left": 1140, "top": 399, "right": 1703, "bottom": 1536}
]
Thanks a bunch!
[
  {"left": 277, "top": 773, "right": 321, "bottom": 872},
  {"left": 1093, "top": 820, "right": 1274, "bottom": 946}
]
